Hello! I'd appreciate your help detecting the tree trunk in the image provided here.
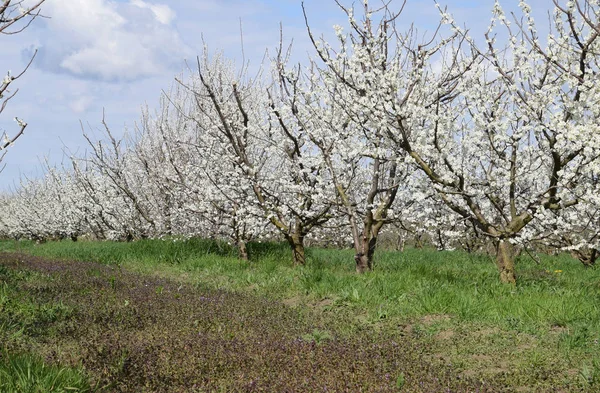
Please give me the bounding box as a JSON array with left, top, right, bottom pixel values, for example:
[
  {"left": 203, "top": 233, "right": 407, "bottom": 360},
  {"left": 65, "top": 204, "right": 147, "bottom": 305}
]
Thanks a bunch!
[
  {"left": 573, "top": 248, "right": 597, "bottom": 267},
  {"left": 231, "top": 205, "right": 249, "bottom": 261},
  {"left": 355, "top": 253, "right": 370, "bottom": 273},
  {"left": 286, "top": 232, "right": 306, "bottom": 265},
  {"left": 436, "top": 229, "right": 446, "bottom": 250},
  {"left": 415, "top": 234, "right": 424, "bottom": 249},
  {"left": 396, "top": 231, "right": 405, "bottom": 252},
  {"left": 355, "top": 223, "right": 383, "bottom": 274},
  {"left": 237, "top": 240, "right": 249, "bottom": 261},
  {"left": 496, "top": 240, "right": 517, "bottom": 284}
]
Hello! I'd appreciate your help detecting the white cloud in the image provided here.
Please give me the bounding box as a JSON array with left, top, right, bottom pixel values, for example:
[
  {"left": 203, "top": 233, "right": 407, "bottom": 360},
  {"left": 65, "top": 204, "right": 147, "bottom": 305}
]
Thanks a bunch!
[
  {"left": 131, "top": 0, "right": 175, "bottom": 25},
  {"left": 68, "top": 95, "right": 95, "bottom": 114},
  {"left": 33, "top": 0, "right": 191, "bottom": 82}
]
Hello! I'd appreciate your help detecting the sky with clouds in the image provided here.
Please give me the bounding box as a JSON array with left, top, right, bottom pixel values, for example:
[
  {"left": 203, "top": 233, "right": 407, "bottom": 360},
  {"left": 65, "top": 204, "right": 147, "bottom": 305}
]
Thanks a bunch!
[{"left": 0, "top": 0, "right": 550, "bottom": 190}]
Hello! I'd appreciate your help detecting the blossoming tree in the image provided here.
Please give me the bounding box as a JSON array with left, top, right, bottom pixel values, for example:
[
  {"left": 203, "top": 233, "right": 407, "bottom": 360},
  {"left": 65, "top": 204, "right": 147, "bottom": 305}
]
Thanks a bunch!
[
  {"left": 301, "top": 0, "right": 600, "bottom": 283},
  {"left": 176, "top": 52, "right": 336, "bottom": 265},
  {"left": 396, "top": 0, "right": 600, "bottom": 283},
  {"left": 292, "top": 0, "right": 476, "bottom": 272}
]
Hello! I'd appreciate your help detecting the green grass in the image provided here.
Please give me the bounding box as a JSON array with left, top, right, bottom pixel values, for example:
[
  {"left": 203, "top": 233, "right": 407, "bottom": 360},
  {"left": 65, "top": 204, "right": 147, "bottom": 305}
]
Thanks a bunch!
[
  {"left": 0, "top": 263, "right": 93, "bottom": 393},
  {"left": 4, "top": 239, "right": 600, "bottom": 332},
  {"left": 5, "top": 239, "right": 600, "bottom": 328},
  {"left": 3, "top": 238, "right": 600, "bottom": 390},
  {"left": 0, "top": 352, "right": 92, "bottom": 393}
]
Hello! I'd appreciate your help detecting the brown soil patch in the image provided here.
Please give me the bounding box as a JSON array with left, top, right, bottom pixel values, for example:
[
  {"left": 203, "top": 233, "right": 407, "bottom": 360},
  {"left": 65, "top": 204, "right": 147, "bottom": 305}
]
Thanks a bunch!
[
  {"left": 473, "top": 327, "right": 501, "bottom": 337},
  {"left": 435, "top": 329, "right": 455, "bottom": 340},
  {"left": 282, "top": 295, "right": 302, "bottom": 307},
  {"left": 471, "top": 354, "right": 493, "bottom": 362},
  {"left": 313, "top": 297, "right": 334, "bottom": 309},
  {"left": 398, "top": 323, "right": 413, "bottom": 335},
  {"left": 516, "top": 342, "right": 536, "bottom": 351},
  {"left": 550, "top": 325, "right": 569, "bottom": 334},
  {"left": 420, "top": 314, "right": 452, "bottom": 325},
  {"left": 481, "top": 367, "right": 510, "bottom": 375}
]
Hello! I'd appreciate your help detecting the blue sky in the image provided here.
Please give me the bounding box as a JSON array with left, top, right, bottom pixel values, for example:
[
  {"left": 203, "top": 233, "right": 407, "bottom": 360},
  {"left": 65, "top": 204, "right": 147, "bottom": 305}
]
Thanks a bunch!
[{"left": 0, "top": 0, "right": 549, "bottom": 189}]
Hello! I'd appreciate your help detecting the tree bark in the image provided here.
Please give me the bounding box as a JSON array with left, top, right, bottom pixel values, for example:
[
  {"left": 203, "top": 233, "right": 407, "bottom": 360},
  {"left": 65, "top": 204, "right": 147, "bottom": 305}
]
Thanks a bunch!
[
  {"left": 415, "top": 234, "right": 424, "bottom": 249},
  {"left": 572, "top": 248, "right": 597, "bottom": 267},
  {"left": 396, "top": 232, "right": 405, "bottom": 252},
  {"left": 237, "top": 240, "right": 249, "bottom": 261},
  {"left": 355, "top": 253, "right": 369, "bottom": 273},
  {"left": 286, "top": 232, "right": 306, "bottom": 265},
  {"left": 355, "top": 222, "right": 383, "bottom": 273},
  {"left": 496, "top": 240, "right": 517, "bottom": 284}
]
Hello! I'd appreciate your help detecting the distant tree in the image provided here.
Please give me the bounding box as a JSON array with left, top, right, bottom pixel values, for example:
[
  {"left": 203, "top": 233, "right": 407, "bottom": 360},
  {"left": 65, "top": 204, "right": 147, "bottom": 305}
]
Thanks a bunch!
[
  {"left": 151, "top": 83, "right": 271, "bottom": 260},
  {"left": 0, "top": 0, "right": 46, "bottom": 168},
  {"left": 176, "top": 52, "right": 335, "bottom": 265},
  {"left": 79, "top": 115, "right": 160, "bottom": 241}
]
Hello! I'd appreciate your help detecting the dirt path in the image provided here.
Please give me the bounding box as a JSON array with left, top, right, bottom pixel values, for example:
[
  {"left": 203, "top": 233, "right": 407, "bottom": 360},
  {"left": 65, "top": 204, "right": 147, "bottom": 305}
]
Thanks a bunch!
[{"left": 1, "top": 253, "right": 494, "bottom": 392}]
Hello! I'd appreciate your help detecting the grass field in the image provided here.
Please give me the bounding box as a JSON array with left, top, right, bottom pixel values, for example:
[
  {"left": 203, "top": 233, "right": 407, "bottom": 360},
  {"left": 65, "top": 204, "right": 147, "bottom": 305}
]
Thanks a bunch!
[{"left": 1, "top": 238, "right": 600, "bottom": 391}]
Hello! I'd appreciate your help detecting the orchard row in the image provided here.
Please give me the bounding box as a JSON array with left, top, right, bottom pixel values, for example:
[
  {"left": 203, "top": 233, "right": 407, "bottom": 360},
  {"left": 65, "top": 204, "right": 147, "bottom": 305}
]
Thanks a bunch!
[{"left": 3, "top": 0, "right": 600, "bottom": 284}]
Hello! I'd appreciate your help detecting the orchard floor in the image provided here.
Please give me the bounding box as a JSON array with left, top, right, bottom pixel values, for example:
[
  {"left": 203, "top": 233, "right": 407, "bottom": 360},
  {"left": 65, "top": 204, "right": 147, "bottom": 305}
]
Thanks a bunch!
[
  {"left": 1, "top": 252, "right": 492, "bottom": 393},
  {"left": 0, "top": 245, "right": 596, "bottom": 392}
]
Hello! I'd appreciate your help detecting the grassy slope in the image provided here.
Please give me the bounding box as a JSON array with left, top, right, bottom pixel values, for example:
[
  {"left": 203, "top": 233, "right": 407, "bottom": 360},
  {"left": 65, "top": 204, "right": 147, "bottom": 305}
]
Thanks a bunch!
[{"left": 2, "top": 238, "right": 600, "bottom": 391}]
